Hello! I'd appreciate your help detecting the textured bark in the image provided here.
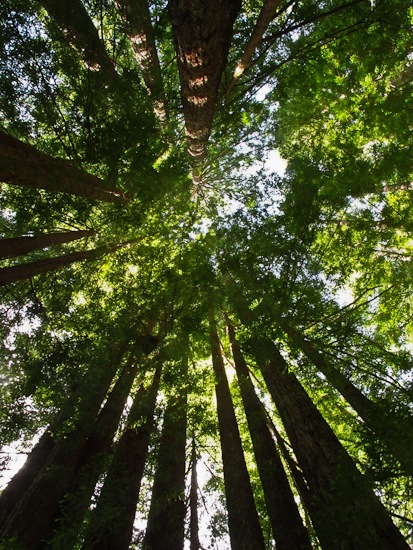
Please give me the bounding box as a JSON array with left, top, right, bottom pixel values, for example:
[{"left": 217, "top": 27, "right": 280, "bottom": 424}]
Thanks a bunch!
[
  {"left": 284, "top": 324, "right": 413, "bottom": 476},
  {"left": 209, "top": 311, "right": 265, "bottom": 550},
  {"left": 0, "top": 340, "right": 130, "bottom": 549},
  {"left": 38, "top": 0, "right": 117, "bottom": 78},
  {"left": 247, "top": 335, "right": 410, "bottom": 550},
  {"left": 0, "top": 129, "right": 128, "bottom": 202},
  {"left": 189, "top": 438, "right": 200, "bottom": 550},
  {"left": 0, "top": 243, "right": 122, "bottom": 286},
  {"left": 168, "top": 0, "right": 241, "bottom": 175},
  {"left": 226, "top": 0, "right": 282, "bottom": 99},
  {"left": 0, "top": 230, "right": 95, "bottom": 260},
  {"left": 226, "top": 316, "right": 311, "bottom": 550},
  {"left": 114, "top": 0, "right": 167, "bottom": 122},
  {"left": 83, "top": 363, "right": 162, "bottom": 550},
  {"left": 143, "top": 357, "right": 188, "bottom": 550}
]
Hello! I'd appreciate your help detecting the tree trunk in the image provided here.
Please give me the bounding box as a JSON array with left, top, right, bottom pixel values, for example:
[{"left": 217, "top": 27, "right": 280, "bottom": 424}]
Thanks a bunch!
[
  {"left": 0, "top": 230, "right": 95, "bottom": 260},
  {"left": 0, "top": 129, "right": 128, "bottom": 202},
  {"left": 189, "top": 438, "right": 200, "bottom": 550},
  {"left": 226, "top": 315, "right": 312, "bottom": 550},
  {"left": 247, "top": 334, "right": 410, "bottom": 550},
  {"left": 209, "top": 310, "right": 265, "bottom": 550},
  {"left": 83, "top": 363, "right": 162, "bottom": 550},
  {"left": 114, "top": 0, "right": 167, "bottom": 123},
  {"left": 143, "top": 356, "right": 188, "bottom": 550},
  {"left": 38, "top": 0, "right": 117, "bottom": 78},
  {"left": 0, "top": 339, "right": 131, "bottom": 549},
  {"left": 45, "top": 356, "right": 141, "bottom": 548},
  {"left": 283, "top": 324, "right": 413, "bottom": 476},
  {"left": 226, "top": 0, "right": 282, "bottom": 99},
  {"left": 0, "top": 243, "right": 121, "bottom": 286},
  {"left": 168, "top": 0, "right": 241, "bottom": 178}
]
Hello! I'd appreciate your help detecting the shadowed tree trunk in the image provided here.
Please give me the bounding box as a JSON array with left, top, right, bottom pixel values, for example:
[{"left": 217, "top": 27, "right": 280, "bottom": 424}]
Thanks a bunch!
[
  {"left": 0, "top": 338, "right": 133, "bottom": 549},
  {"left": 45, "top": 352, "right": 146, "bottom": 548},
  {"left": 209, "top": 310, "right": 265, "bottom": 550},
  {"left": 225, "top": 315, "right": 312, "bottom": 550},
  {"left": 114, "top": 0, "right": 167, "bottom": 122},
  {"left": 189, "top": 437, "right": 200, "bottom": 550},
  {"left": 245, "top": 333, "right": 410, "bottom": 550},
  {"left": 0, "top": 129, "right": 128, "bottom": 202},
  {"left": 226, "top": 0, "right": 282, "bottom": 99},
  {"left": 283, "top": 323, "right": 413, "bottom": 476},
  {"left": 38, "top": 0, "right": 118, "bottom": 78},
  {"left": 168, "top": 0, "right": 241, "bottom": 181},
  {"left": 83, "top": 362, "right": 162, "bottom": 550},
  {"left": 0, "top": 242, "right": 126, "bottom": 286},
  {"left": 0, "top": 230, "right": 96, "bottom": 260},
  {"left": 143, "top": 354, "right": 188, "bottom": 550}
]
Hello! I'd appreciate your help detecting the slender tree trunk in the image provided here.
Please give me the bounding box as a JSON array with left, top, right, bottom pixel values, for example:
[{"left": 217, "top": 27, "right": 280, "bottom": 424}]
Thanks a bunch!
[
  {"left": 283, "top": 324, "right": 413, "bottom": 476},
  {"left": 114, "top": 0, "right": 167, "bottom": 122},
  {"left": 83, "top": 362, "right": 162, "bottom": 550},
  {"left": 38, "top": 0, "right": 118, "bottom": 78},
  {"left": 0, "top": 339, "right": 131, "bottom": 549},
  {"left": 0, "top": 129, "right": 128, "bottom": 202},
  {"left": 226, "top": 315, "right": 312, "bottom": 550},
  {"left": 168, "top": 0, "right": 241, "bottom": 179},
  {"left": 246, "top": 334, "right": 410, "bottom": 550},
  {"left": 209, "top": 310, "right": 265, "bottom": 550},
  {"left": 0, "top": 243, "right": 122, "bottom": 286},
  {"left": 226, "top": 0, "right": 282, "bottom": 99},
  {"left": 45, "top": 355, "right": 141, "bottom": 548},
  {"left": 0, "top": 230, "right": 95, "bottom": 260},
  {"left": 143, "top": 355, "right": 188, "bottom": 550},
  {"left": 189, "top": 437, "right": 200, "bottom": 550}
]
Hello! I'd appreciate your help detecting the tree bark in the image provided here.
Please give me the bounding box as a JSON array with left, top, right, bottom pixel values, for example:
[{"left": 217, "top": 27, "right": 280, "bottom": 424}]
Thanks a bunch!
[
  {"left": 38, "top": 0, "right": 118, "bottom": 78},
  {"left": 226, "top": 315, "right": 312, "bottom": 550},
  {"left": 0, "top": 230, "right": 96, "bottom": 260},
  {"left": 45, "top": 356, "right": 141, "bottom": 548},
  {"left": 168, "top": 0, "right": 241, "bottom": 178},
  {"left": 189, "top": 437, "right": 200, "bottom": 550},
  {"left": 114, "top": 0, "right": 167, "bottom": 123},
  {"left": 83, "top": 363, "right": 162, "bottom": 550},
  {"left": 0, "top": 129, "right": 128, "bottom": 202},
  {"left": 226, "top": 0, "right": 282, "bottom": 99},
  {"left": 246, "top": 334, "right": 410, "bottom": 550},
  {"left": 0, "top": 339, "right": 131, "bottom": 549},
  {"left": 143, "top": 355, "right": 188, "bottom": 550},
  {"left": 209, "top": 310, "right": 265, "bottom": 550},
  {"left": 283, "top": 324, "right": 413, "bottom": 476},
  {"left": 0, "top": 243, "right": 121, "bottom": 286}
]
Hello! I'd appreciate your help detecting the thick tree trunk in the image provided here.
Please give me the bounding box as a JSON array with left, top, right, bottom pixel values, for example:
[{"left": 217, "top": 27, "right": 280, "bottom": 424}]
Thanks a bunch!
[
  {"left": 0, "top": 339, "right": 131, "bottom": 549},
  {"left": 189, "top": 438, "right": 200, "bottom": 550},
  {"left": 0, "top": 129, "right": 128, "bottom": 202},
  {"left": 143, "top": 356, "right": 188, "bottom": 550},
  {"left": 0, "top": 430, "right": 55, "bottom": 528},
  {"left": 45, "top": 356, "right": 141, "bottom": 548},
  {"left": 83, "top": 363, "right": 162, "bottom": 550},
  {"left": 283, "top": 324, "right": 413, "bottom": 476},
  {"left": 0, "top": 243, "right": 121, "bottom": 286},
  {"left": 247, "top": 334, "right": 410, "bottom": 550},
  {"left": 226, "top": 0, "right": 282, "bottom": 99},
  {"left": 168, "top": 0, "right": 241, "bottom": 178},
  {"left": 0, "top": 230, "right": 95, "bottom": 260},
  {"left": 226, "top": 315, "right": 312, "bottom": 550},
  {"left": 209, "top": 310, "right": 265, "bottom": 550},
  {"left": 114, "top": 0, "right": 167, "bottom": 122},
  {"left": 38, "top": 0, "right": 117, "bottom": 78}
]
